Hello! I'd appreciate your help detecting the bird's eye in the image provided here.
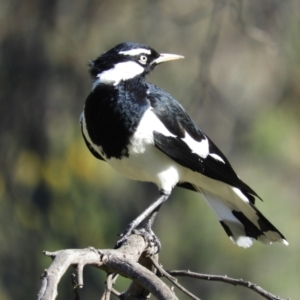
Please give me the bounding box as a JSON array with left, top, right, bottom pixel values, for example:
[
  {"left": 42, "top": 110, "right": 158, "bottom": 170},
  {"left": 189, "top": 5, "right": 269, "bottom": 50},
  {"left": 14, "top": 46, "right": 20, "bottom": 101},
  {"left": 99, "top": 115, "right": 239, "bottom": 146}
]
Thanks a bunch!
[{"left": 139, "top": 55, "right": 147, "bottom": 64}]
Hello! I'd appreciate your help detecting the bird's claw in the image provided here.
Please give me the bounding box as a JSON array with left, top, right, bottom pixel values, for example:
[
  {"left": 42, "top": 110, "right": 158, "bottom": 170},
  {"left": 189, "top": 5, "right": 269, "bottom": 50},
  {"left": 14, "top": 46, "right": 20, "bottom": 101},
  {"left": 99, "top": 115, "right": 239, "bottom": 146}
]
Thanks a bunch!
[
  {"left": 133, "top": 227, "right": 161, "bottom": 254},
  {"left": 114, "top": 227, "right": 161, "bottom": 254}
]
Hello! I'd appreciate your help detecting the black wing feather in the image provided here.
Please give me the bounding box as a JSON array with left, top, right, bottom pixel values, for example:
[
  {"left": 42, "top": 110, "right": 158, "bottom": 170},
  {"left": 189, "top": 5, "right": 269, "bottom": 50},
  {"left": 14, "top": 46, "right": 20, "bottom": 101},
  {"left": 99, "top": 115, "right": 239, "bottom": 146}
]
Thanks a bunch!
[
  {"left": 148, "top": 84, "right": 259, "bottom": 203},
  {"left": 147, "top": 84, "right": 203, "bottom": 141}
]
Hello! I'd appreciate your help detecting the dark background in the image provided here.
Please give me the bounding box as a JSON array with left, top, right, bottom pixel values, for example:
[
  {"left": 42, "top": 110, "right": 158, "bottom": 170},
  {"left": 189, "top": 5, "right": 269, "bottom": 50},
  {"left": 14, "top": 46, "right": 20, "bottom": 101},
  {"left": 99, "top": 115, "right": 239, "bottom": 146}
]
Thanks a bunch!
[{"left": 1, "top": 0, "right": 299, "bottom": 299}]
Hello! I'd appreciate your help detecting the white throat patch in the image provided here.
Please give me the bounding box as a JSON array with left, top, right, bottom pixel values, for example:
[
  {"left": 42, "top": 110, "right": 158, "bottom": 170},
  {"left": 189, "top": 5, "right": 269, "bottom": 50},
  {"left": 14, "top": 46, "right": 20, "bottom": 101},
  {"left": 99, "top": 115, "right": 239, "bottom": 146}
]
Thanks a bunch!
[{"left": 93, "top": 61, "right": 144, "bottom": 88}]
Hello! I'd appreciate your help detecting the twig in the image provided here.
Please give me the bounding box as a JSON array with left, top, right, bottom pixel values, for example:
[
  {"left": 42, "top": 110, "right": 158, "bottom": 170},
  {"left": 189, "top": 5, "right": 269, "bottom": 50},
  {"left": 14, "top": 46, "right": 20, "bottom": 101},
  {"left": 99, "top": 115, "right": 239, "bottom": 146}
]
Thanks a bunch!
[
  {"left": 71, "top": 273, "right": 80, "bottom": 300},
  {"left": 149, "top": 258, "right": 201, "bottom": 300},
  {"left": 168, "top": 270, "right": 288, "bottom": 300},
  {"left": 110, "top": 287, "right": 121, "bottom": 299},
  {"left": 101, "top": 273, "right": 119, "bottom": 300}
]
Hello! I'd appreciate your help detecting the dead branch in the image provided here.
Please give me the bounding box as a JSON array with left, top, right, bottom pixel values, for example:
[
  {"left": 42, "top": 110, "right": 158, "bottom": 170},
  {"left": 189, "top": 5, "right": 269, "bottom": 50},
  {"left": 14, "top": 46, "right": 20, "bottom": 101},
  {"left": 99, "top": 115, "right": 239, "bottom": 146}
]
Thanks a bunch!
[
  {"left": 150, "top": 257, "right": 201, "bottom": 300},
  {"left": 167, "top": 270, "right": 288, "bottom": 300},
  {"left": 36, "top": 233, "right": 288, "bottom": 300},
  {"left": 36, "top": 234, "right": 178, "bottom": 300}
]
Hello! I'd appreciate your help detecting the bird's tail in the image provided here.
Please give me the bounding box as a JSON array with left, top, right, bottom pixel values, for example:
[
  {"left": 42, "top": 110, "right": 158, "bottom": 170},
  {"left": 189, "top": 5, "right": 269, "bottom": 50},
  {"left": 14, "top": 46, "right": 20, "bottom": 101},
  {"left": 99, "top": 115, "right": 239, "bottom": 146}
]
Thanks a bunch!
[{"left": 195, "top": 186, "right": 288, "bottom": 248}]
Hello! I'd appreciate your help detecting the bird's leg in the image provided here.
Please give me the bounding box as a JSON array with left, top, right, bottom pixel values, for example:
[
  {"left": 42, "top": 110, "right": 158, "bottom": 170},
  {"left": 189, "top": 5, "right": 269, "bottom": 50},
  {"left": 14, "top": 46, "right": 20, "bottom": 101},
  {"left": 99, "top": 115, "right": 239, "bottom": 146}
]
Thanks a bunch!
[
  {"left": 145, "top": 206, "right": 161, "bottom": 230},
  {"left": 139, "top": 204, "right": 163, "bottom": 252},
  {"left": 115, "top": 190, "right": 170, "bottom": 249}
]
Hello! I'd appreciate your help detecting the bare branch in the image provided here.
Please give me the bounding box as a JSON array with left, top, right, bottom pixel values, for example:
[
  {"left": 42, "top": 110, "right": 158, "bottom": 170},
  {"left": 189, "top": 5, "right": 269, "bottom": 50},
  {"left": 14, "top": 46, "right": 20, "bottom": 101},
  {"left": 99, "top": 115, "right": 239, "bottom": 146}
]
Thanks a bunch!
[
  {"left": 36, "top": 234, "right": 288, "bottom": 300},
  {"left": 101, "top": 273, "right": 119, "bottom": 300},
  {"left": 36, "top": 235, "right": 178, "bottom": 300},
  {"left": 150, "top": 258, "right": 201, "bottom": 300},
  {"left": 168, "top": 270, "right": 288, "bottom": 300}
]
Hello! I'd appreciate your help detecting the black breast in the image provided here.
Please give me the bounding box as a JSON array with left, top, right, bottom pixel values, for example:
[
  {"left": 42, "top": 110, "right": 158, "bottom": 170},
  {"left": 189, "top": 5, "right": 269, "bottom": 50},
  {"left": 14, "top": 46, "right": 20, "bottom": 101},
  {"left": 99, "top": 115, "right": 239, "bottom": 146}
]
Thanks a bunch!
[{"left": 84, "top": 82, "right": 149, "bottom": 159}]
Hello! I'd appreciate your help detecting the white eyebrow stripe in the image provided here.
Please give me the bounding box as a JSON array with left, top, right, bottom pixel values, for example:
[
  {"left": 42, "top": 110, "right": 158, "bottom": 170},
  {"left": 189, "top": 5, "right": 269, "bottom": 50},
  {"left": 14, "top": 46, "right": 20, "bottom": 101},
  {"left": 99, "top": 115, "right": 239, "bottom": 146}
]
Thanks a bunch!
[{"left": 119, "top": 48, "right": 151, "bottom": 56}]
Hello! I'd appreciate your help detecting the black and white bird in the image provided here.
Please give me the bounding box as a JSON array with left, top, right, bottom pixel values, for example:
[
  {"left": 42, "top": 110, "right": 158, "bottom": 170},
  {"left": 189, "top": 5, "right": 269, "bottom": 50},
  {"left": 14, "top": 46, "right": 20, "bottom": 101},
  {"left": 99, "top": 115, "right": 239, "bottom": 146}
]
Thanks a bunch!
[{"left": 80, "top": 42, "right": 288, "bottom": 249}]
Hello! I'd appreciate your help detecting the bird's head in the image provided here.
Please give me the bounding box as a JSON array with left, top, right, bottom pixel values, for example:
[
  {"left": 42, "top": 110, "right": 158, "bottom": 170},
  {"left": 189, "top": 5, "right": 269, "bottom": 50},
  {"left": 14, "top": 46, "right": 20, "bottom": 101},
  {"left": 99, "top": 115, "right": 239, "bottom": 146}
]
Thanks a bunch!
[{"left": 89, "top": 42, "right": 184, "bottom": 87}]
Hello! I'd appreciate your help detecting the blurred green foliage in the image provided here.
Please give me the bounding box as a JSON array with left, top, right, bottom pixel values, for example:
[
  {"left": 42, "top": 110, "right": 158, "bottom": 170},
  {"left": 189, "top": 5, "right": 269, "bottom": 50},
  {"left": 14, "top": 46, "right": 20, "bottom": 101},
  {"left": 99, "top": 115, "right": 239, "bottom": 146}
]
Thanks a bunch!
[{"left": 1, "top": 0, "right": 299, "bottom": 299}]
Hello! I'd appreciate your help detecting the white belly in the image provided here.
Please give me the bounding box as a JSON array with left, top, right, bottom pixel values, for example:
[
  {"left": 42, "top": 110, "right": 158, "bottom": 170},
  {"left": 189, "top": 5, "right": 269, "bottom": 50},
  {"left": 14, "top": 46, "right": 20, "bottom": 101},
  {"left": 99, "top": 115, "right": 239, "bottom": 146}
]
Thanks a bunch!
[
  {"left": 106, "top": 108, "right": 184, "bottom": 192},
  {"left": 108, "top": 144, "right": 183, "bottom": 192}
]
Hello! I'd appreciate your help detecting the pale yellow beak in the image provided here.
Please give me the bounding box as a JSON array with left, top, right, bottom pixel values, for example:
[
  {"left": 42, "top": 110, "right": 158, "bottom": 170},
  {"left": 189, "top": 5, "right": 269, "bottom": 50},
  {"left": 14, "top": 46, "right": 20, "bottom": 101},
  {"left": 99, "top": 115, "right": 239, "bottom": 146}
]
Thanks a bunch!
[{"left": 153, "top": 53, "right": 184, "bottom": 64}]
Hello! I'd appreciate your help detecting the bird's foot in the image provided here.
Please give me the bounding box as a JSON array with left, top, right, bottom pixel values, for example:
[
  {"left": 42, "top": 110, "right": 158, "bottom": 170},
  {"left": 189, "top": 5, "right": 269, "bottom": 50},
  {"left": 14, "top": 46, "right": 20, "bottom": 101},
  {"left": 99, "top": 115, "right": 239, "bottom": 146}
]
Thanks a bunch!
[
  {"left": 114, "top": 228, "right": 132, "bottom": 249},
  {"left": 133, "top": 227, "right": 161, "bottom": 255},
  {"left": 115, "top": 227, "right": 161, "bottom": 254}
]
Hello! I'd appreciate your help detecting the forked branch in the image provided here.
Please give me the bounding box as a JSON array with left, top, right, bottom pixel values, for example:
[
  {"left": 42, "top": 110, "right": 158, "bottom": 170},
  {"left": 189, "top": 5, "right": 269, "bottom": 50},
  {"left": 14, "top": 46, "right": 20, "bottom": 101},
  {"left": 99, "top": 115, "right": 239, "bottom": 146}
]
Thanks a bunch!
[
  {"left": 36, "top": 234, "right": 288, "bottom": 300},
  {"left": 36, "top": 234, "right": 177, "bottom": 300}
]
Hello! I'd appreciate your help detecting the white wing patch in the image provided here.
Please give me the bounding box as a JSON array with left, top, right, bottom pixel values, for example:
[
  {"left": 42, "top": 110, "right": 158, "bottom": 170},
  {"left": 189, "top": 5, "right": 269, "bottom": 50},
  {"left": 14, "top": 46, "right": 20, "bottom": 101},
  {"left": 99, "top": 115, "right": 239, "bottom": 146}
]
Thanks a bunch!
[
  {"left": 182, "top": 133, "right": 209, "bottom": 158},
  {"left": 93, "top": 61, "right": 144, "bottom": 87},
  {"left": 209, "top": 153, "right": 225, "bottom": 163},
  {"left": 232, "top": 187, "right": 250, "bottom": 204},
  {"left": 131, "top": 108, "right": 175, "bottom": 154},
  {"left": 119, "top": 48, "right": 151, "bottom": 56}
]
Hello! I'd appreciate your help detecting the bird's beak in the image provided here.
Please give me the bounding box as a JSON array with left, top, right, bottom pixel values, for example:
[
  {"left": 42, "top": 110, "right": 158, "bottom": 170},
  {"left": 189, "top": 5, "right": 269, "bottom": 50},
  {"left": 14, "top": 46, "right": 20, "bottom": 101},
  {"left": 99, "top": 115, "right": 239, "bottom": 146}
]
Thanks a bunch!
[{"left": 152, "top": 53, "right": 184, "bottom": 65}]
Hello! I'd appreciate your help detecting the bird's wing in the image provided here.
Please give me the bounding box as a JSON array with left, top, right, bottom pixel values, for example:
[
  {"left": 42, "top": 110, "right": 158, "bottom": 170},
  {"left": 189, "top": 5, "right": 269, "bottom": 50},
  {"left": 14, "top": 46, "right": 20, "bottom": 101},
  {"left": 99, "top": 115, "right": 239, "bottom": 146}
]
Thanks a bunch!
[
  {"left": 147, "top": 85, "right": 259, "bottom": 203},
  {"left": 148, "top": 85, "right": 289, "bottom": 248}
]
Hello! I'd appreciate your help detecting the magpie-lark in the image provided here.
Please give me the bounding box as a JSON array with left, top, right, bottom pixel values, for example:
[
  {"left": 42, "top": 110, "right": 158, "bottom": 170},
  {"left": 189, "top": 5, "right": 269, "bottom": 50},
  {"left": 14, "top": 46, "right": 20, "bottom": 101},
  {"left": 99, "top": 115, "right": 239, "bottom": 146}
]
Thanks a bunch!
[{"left": 80, "top": 42, "right": 288, "bottom": 249}]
